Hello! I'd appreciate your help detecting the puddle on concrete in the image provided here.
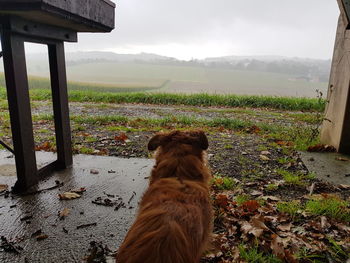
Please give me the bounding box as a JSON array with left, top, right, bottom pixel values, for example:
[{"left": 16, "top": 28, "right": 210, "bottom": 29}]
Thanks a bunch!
[{"left": 0, "top": 150, "right": 154, "bottom": 262}]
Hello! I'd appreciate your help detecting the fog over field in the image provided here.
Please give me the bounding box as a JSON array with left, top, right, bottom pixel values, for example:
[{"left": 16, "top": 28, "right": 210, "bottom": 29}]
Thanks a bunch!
[
  {"left": 8, "top": 51, "right": 329, "bottom": 98},
  {"left": 0, "top": 0, "right": 337, "bottom": 98}
]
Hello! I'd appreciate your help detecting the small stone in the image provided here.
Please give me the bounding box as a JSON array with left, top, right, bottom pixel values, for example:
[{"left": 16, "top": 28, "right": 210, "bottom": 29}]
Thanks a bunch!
[
  {"left": 261, "top": 151, "right": 271, "bottom": 155},
  {"left": 241, "top": 152, "right": 248, "bottom": 155}
]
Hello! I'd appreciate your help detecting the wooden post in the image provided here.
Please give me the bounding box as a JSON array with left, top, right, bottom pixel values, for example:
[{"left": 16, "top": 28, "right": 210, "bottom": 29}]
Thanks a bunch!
[
  {"left": 48, "top": 42, "right": 73, "bottom": 169},
  {"left": 320, "top": 12, "right": 350, "bottom": 154},
  {"left": 1, "top": 29, "right": 38, "bottom": 191}
]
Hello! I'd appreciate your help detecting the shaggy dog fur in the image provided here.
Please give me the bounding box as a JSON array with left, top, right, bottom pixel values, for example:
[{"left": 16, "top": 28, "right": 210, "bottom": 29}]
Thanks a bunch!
[{"left": 116, "top": 130, "right": 213, "bottom": 263}]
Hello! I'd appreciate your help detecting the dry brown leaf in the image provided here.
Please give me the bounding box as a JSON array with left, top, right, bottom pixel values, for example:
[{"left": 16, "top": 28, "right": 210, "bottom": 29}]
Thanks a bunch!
[
  {"left": 260, "top": 155, "right": 270, "bottom": 161},
  {"left": 307, "top": 144, "right": 336, "bottom": 153},
  {"left": 58, "top": 192, "right": 81, "bottom": 200},
  {"left": 277, "top": 223, "right": 292, "bottom": 232},
  {"left": 70, "top": 187, "right": 86, "bottom": 194},
  {"left": 271, "top": 234, "right": 285, "bottom": 259},
  {"left": 335, "top": 157, "right": 349, "bottom": 162},
  {"left": 261, "top": 195, "right": 281, "bottom": 201},
  {"left": 320, "top": 216, "right": 328, "bottom": 229},
  {"left": 0, "top": 184, "right": 8, "bottom": 192},
  {"left": 240, "top": 221, "right": 264, "bottom": 238},
  {"left": 215, "top": 194, "right": 229, "bottom": 208},
  {"left": 90, "top": 169, "right": 99, "bottom": 175},
  {"left": 115, "top": 133, "right": 128, "bottom": 142},
  {"left": 36, "top": 234, "right": 48, "bottom": 241},
  {"left": 251, "top": 215, "right": 270, "bottom": 232},
  {"left": 59, "top": 208, "right": 70, "bottom": 219},
  {"left": 241, "top": 200, "right": 260, "bottom": 212},
  {"left": 250, "top": 190, "right": 263, "bottom": 196},
  {"left": 339, "top": 184, "right": 350, "bottom": 190}
]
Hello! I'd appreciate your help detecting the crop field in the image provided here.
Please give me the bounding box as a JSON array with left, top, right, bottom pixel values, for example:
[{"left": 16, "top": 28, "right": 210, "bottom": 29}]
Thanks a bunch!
[
  {"left": 0, "top": 73, "right": 163, "bottom": 93},
  {"left": 22, "top": 61, "right": 328, "bottom": 98}
]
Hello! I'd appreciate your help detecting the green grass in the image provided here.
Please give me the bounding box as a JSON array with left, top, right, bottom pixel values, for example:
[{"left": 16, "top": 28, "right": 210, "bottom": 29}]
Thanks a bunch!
[
  {"left": 238, "top": 244, "right": 282, "bottom": 263},
  {"left": 305, "top": 196, "right": 350, "bottom": 222},
  {"left": 276, "top": 169, "right": 306, "bottom": 186},
  {"left": 266, "top": 183, "right": 279, "bottom": 191},
  {"left": 235, "top": 194, "right": 251, "bottom": 205},
  {"left": 0, "top": 111, "right": 320, "bottom": 151},
  {"left": 0, "top": 87, "right": 325, "bottom": 112},
  {"left": 212, "top": 175, "right": 237, "bottom": 190},
  {"left": 277, "top": 201, "right": 302, "bottom": 218}
]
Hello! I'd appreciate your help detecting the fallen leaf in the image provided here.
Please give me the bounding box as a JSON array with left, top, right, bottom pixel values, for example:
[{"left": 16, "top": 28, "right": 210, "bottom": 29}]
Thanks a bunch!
[
  {"left": 246, "top": 125, "right": 261, "bottom": 134},
  {"left": 320, "top": 216, "right": 327, "bottom": 229},
  {"left": 35, "top": 141, "right": 55, "bottom": 151},
  {"left": 250, "top": 215, "right": 270, "bottom": 232},
  {"left": 260, "top": 155, "right": 270, "bottom": 161},
  {"left": 215, "top": 194, "right": 230, "bottom": 208},
  {"left": 240, "top": 215, "right": 269, "bottom": 238},
  {"left": 335, "top": 157, "right": 349, "bottom": 162},
  {"left": 261, "top": 151, "right": 271, "bottom": 155},
  {"left": 275, "top": 140, "right": 293, "bottom": 147},
  {"left": 250, "top": 190, "right": 263, "bottom": 196},
  {"left": 36, "top": 234, "right": 48, "bottom": 241},
  {"left": 59, "top": 208, "right": 70, "bottom": 219},
  {"left": 90, "top": 169, "right": 99, "bottom": 175},
  {"left": 58, "top": 192, "right": 81, "bottom": 200},
  {"left": 241, "top": 200, "right": 260, "bottom": 212},
  {"left": 261, "top": 196, "right": 281, "bottom": 201},
  {"left": 70, "top": 187, "right": 86, "bottom": 194},
  {"left": 307, "top": 144, "right": 336, "bottom": 153},
  {"left": 0, "top": 184, "right": 8, "bottom": 192},
  {"left": 240, "top": 221, "right": 264, "bottom": 238},
  {"left": 271, "top": 234, "right": 285, "bottom": 259},
  {"left": 115, "top": 133, "right": 128, "bottom": 142},
  {"left": 277, "top": 223, "right": 292, "bottom": 232},
  {"left": 339, "top": 184, "right": 350, "bottom": 190}
]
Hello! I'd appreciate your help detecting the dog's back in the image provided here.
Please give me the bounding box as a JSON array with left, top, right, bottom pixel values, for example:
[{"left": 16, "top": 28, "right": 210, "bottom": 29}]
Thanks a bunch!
[{"left": 116, "top": 131, "right": 212, "bottom": 263}]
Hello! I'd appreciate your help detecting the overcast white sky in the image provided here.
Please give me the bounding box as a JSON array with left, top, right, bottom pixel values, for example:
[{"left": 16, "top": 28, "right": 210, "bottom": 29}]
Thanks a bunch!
[{"left": 40, "top": 0, "right": 341, "bottom": 60}]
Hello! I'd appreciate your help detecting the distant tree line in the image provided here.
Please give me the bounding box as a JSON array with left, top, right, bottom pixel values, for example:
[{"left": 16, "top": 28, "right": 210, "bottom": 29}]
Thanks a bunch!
[{"left": 66, "top": 57, "right": 331, "bottom": 83}]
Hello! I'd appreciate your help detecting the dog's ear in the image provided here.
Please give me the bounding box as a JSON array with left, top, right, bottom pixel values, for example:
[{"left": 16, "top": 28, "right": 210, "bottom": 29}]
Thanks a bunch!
[
  {"left": 190, "top": 131, "right": 209, "bottom": 150},
  {"left": 148, "top": 134, "right": 165, "bottom": 151}
]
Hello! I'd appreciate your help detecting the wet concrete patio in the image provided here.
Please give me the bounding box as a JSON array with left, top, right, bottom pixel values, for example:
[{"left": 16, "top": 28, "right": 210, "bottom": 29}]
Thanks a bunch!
[
  {"left": 0, "top": 151, "right": 153, "bottom": 262},
  {"left": 300, "top": 151, "right": 350, "bottom": 185}
]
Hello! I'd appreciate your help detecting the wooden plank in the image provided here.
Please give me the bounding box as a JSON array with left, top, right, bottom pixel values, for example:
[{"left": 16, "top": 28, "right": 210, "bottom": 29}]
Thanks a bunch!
[
  {"left": 0, "top": 27, "right": 38, "bottom": 191},
  {"left": 0, "top": 15, "right": 77, "bottom": 42},
  {"left": 48, "top": 42, "right": 73, "bottom": 169},
  {"left": 0, "top": 0, "right": 115, "bottom": 32},
  {"left": 337, "top": 0, "right": 350, "bottom": 28},
  {"left": 321, "top": 15, "right": 350, "bottom": 154}
]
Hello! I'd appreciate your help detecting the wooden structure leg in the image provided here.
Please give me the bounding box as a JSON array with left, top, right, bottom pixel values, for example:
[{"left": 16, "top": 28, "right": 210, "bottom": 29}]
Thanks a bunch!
[
  {"left": 49, "top": 43, "right": 73, "bottom": 169},
  {"left": 0, "top": 18, "right": 73, "bottom": 192},
  {"left": 321, "top": 15, "right": 350, "bottom": 154},
  {"left": 1, "top": 31, "right": 38, "bottom": 191}
]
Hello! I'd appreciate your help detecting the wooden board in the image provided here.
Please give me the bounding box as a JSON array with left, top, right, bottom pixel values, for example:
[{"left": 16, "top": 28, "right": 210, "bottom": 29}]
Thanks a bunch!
[{"left": 0, "top": 0, "right": 115, "bottom": 32}]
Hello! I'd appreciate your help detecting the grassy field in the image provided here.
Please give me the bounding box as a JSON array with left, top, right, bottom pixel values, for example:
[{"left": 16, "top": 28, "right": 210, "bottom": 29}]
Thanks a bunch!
[
  {"left": 24, "top": 61, "right": 328, "bottom": 97},
  {"left": 0, "top": 73, "right": 163, "bottom": 93},
  {"left": 0, "top": 87, "right": 326, "bottom": 112}
]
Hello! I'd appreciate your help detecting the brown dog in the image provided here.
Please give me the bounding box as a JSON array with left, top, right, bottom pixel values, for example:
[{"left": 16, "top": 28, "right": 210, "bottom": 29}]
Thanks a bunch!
[{"left": 116, "top": 130, "right": 213, "bottom": 263}]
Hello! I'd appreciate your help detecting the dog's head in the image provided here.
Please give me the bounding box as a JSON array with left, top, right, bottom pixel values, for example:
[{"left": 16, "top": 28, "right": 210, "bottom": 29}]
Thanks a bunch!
[
  {"left": 148, "top": 130, "right": 208, "bottom": 152},
  {"left": 148, "top": 130, "right": 209, "bottom": 165},
  {"left": 148, "top": 130, "right": 210, "bottom": 182}
]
